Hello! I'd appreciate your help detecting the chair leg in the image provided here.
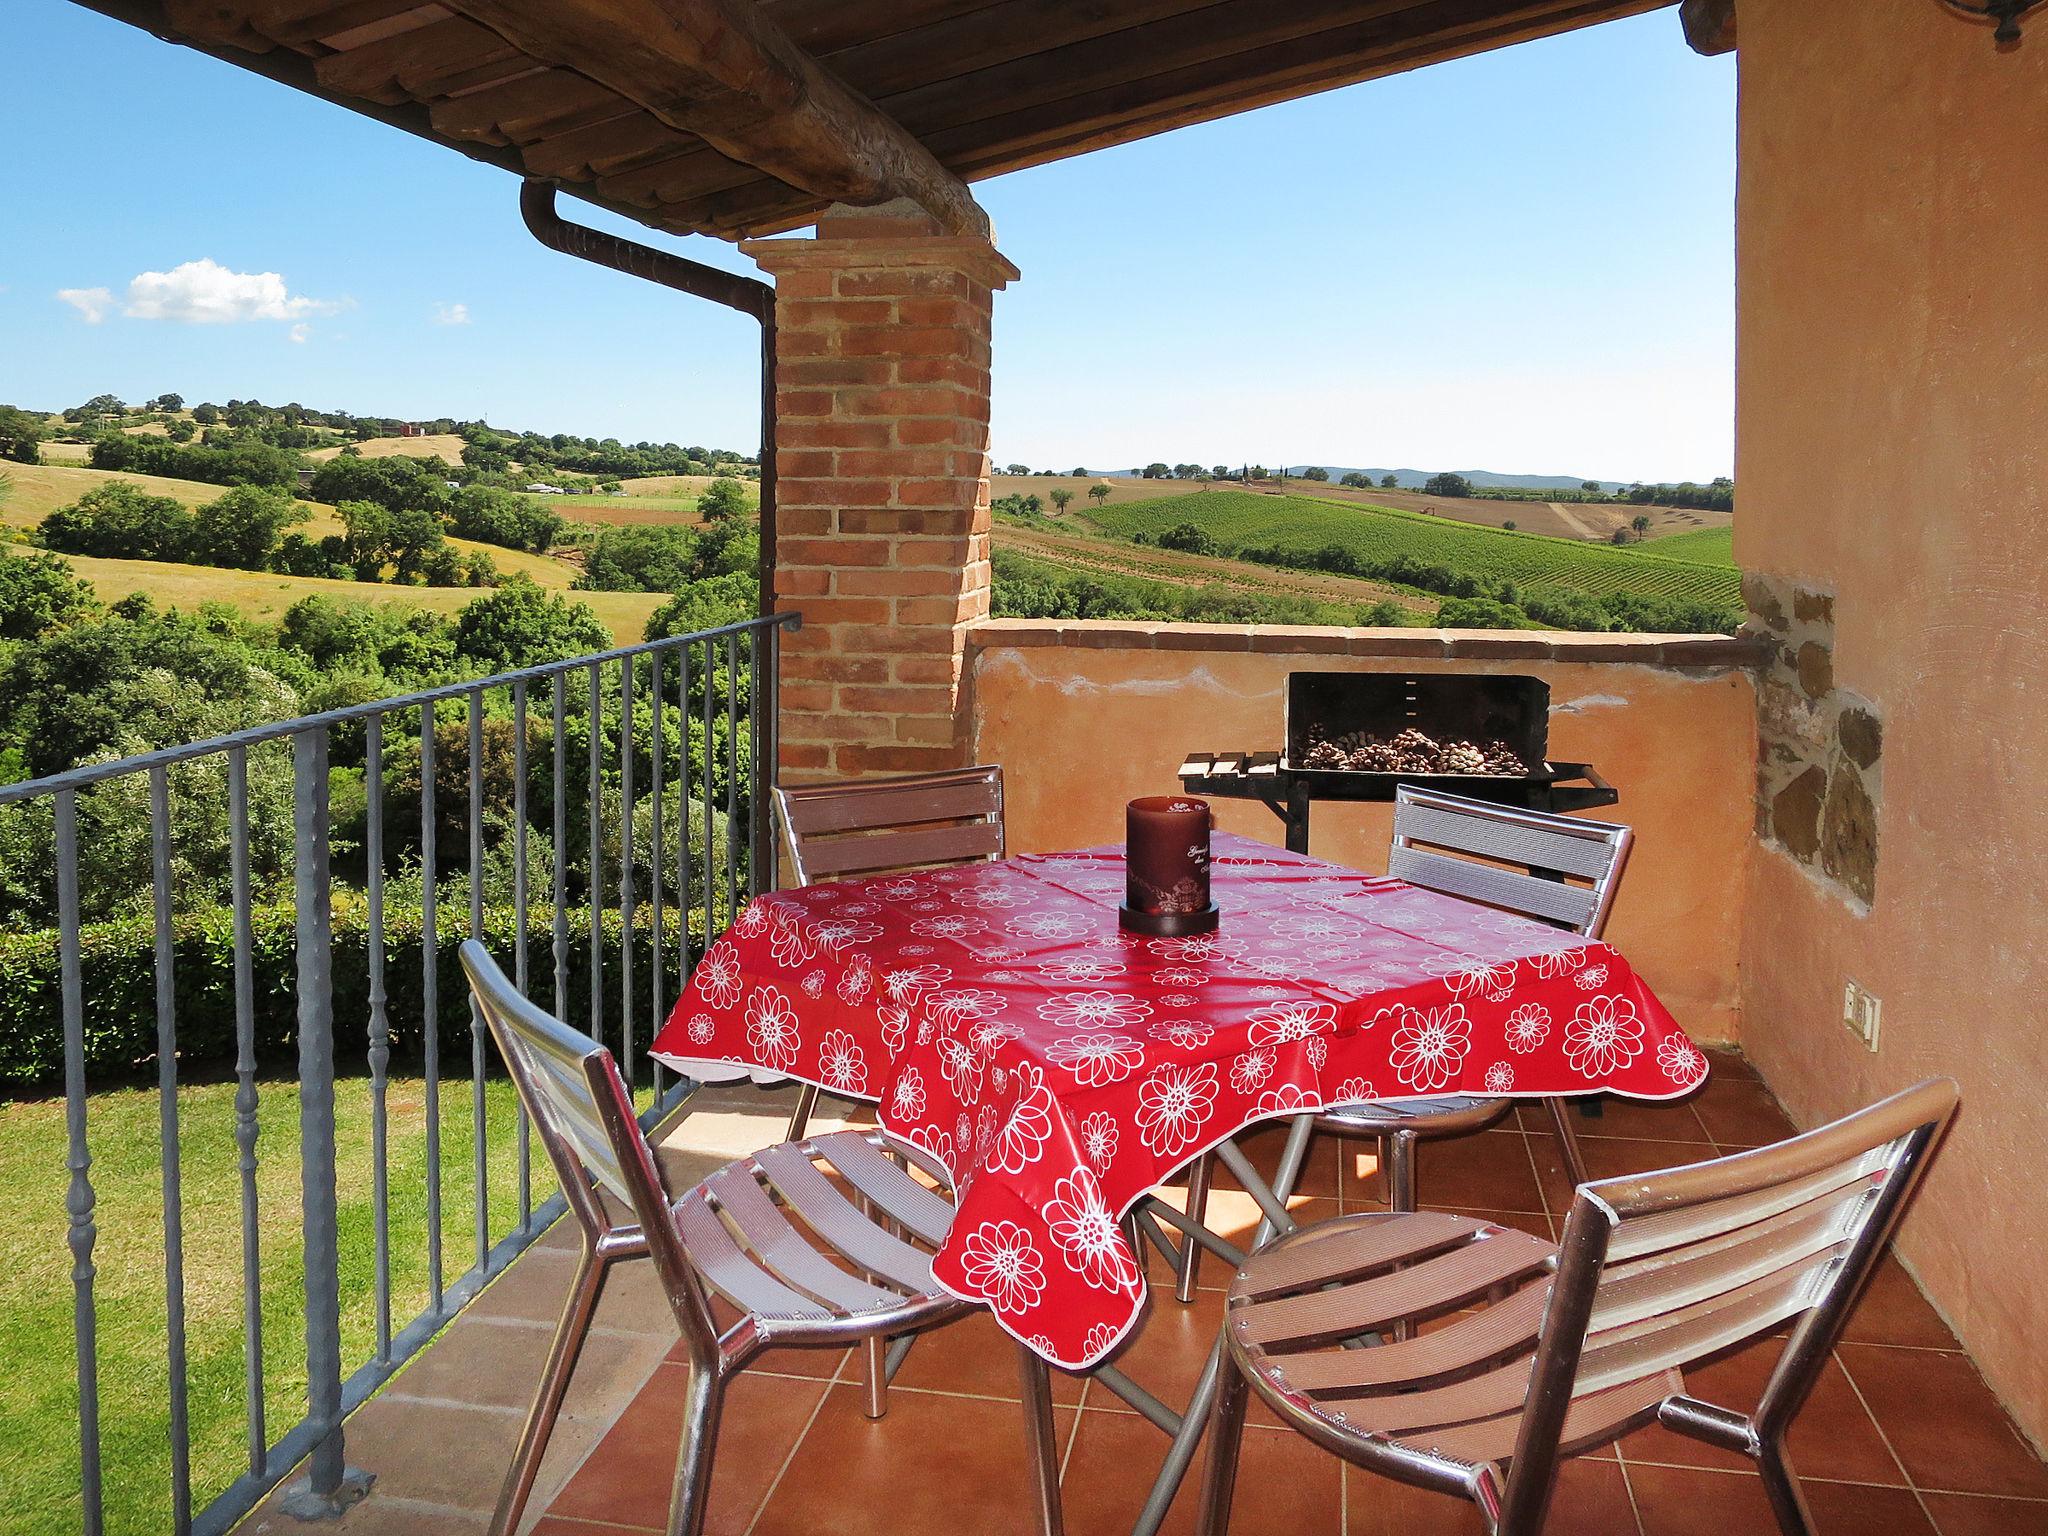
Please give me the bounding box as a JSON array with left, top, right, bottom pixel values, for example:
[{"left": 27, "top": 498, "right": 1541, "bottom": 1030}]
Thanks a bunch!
[
  {"left": 862, "top": 1333, "right": 889, "bottom": 1420},
  {"left": 1194, "top": 1352, "right": 1251, "bottom": 1536},
  {"left": 786, "top": 1081, "right": 820, "bottom": 1141},
  {"left": 1176, "top": 1152, "right": 1214, "bottom": 1302},
  {"left": 490, "top": 1246, "right": 609, "bottom": 1536},
  {"left": 1386, "top": 1130, "right": 1419, "bottom": 1213},
  {"left": 1542, "top": 1097, "right": 1591, "bottom": 1190},
  {"left": 665, "top": 1362, "right": 728, "bottom": 1536},
  {"left": 1757, "top": 1435, "right": 1819, "bottom": 1536},
  {"left": 1016, "top": 1343, "right": 1066, "bottom": 1536}
]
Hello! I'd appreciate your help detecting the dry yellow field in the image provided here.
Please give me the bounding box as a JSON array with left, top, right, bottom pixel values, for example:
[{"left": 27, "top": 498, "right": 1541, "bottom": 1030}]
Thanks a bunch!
[
  {"left": 305, "top": 432, "right": 468, "bottom": 463},
  {"left": 62, "top": 556, "right": 664, "bottom": 644},
  {"left": 35, "top": 440, "right": 91, "bottom": 464},
  {"left": 1, "top": 462, "right": 580, "bottom": 587}
]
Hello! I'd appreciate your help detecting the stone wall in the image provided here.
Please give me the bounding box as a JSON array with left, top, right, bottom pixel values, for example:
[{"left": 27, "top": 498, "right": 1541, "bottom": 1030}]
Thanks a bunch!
[{"left": 1745, "top": 572, "right": 1881, "bottom": 907}]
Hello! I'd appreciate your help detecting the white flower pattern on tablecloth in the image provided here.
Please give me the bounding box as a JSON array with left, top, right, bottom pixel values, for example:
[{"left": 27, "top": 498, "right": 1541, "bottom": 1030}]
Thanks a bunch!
[
  {"left": 1484, "top": 1060, "right": 1514, "bottom": 1094},
  {"left": 988, "top": 1064, "right": 1054, "bottom": 1173},
  {"left": 1565, "top": 996, "right": 1644, "bottom": 1077},
  {"left": 1333, "top": 1075, "right": 1374, "bottom": 1105},
  {"left": 1080, "top": 1111, "right": 1118, "bottom": 1171},
  {"left": 938, "top": 1036, "right": 983, "bottom": 1098},
  {"left": 1256, "top": 1082, "right": 1323, "bottom": 1116},
  {"left": 958, "top": 1221, "right": 1046, "bottom": 1314},
  {"left": 821, "top": 1030, "right": 867, "bottom": 1092},
  {"left": 930, "top": 987, "right": 1004, "bottom": 1025},
  {"left": 1228, "top": 1045, "right": 1276, "bottom": 1094},
  {"left": 1656, "top": 1033, "right": 1708, "bottom": 1088},
  {"left": 1039, "top": 955, "right": 1121, "bottom": 984},
  {"left": 1152, "top": 966, "right": 1208, "bottom": 989},
  {"left": 1389, "top": 1004, "right": 1471, "bottom": 1093},
  {"left": 800, "top": 970, "right": 826, "bottom": 999},
  {"left": 1048, "top": 1032, "right": 1146, "bottom": 1086},
  {"left": 734, "top": 902, "right": 768, "bottom": 937},
  {"left": 809, "top": 918, "right": 882, "bottom": 955},
  {"left": 1306, "top": 1036, "right": 1329, "bottom": 1071},
  {"left": 1573, "top": 963, "right": 1611, "bottom": 992},
  {"left": 1528, "top": 943, "right": 1587, "bottom": 979},
  {"left": 1504, "top": 1003, "right": 1552, "bottom": 1054},
  {"left": 1043, "top": 1169, "right": 1141, "bottom": 1295},
  {"left": 913, "top": 914, "right": 986, "bottom": 940},
  {"left": 768, "top": 910, "right": 814, "bottom": 969},
  {"left": 1037, "top": 991, "right": 1152, "bottom": 1030},
  {"left": 1136, "top": 1062, "right": 1219, "bottom": 1157},
  {"left": 879, "top": 1003, "right": 911, "bottom": 1057},
  {"left": 891, "top": 1067, "right": 927, "bottom": 1120},
  {"left": 836, "top": 956, "right": 874, "bottom": 1004},
  {"left": 1083, "top": 1321, "right": 1119, "bottom": 1360},
  {"left": 1148, "top": 1017, "right": 1213, "bottom": 1050},
  {"left": 744, "top": 987, "right": 801, "bottom": 1071},
  {"left": 686, "top": 1014, "right": 715, "bottom": 1044},
  {"left": 1015, "top": 910, "right": 1088, "bottom": 941},
  {"left": 1247, "top": 1000, "right": 1338, "bottom": 1047},
  {"left": 697, "top": 948, "right": 742, "bottom": 1009},
  {"left": 884, "top": 964, "right": 951, "bottom": 1003}
]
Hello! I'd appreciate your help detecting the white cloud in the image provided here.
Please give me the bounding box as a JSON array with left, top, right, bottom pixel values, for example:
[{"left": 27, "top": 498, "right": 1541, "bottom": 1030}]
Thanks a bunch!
[
  {"left": 57, "top": 287, "right": 114, "bottom": 324},
  {"left": 288, "top": 323, "right": 311, "bottom": 344},
  {"left": 432, "top": 301, "right": 470, "bottom": 326},
  {"left": 120, "top": 258, "right": 341, "bottom": 325}
]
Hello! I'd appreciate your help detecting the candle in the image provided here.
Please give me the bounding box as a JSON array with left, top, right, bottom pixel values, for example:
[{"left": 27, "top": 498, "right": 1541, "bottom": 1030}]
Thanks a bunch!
[{"left": 1124, "top": 796, "right": 1214, "bottom": 924}]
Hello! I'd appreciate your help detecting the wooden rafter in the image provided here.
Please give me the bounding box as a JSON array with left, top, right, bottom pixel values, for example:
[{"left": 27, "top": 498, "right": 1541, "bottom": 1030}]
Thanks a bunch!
[
  {"left": 443, "top": 0, "right": 990, "bottom": 235},
  {"left": 1679, "top": 0, "right": 1734, "bottom": 55}
]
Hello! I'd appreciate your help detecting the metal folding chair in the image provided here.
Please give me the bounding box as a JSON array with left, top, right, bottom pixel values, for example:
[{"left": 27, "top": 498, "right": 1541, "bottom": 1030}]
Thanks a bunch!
[
  {"left": 771, "top": 764, "right": 1006, "bottom": 1138},
  {"left": 1172, "top": 784, "right": 1634, "bottom": 1300},
  {"left": 459, "top": 941, "right": 1063, "bottom": 1536},
  {"left": 1197, "top": 1078, "right": 1959, "bottom": 1536}
]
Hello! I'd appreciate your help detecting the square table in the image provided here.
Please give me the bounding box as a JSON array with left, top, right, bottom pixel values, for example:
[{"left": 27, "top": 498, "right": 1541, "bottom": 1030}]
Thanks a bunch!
[{"left": 651, "top": 832, "right": 1704, "bottom": 1370}]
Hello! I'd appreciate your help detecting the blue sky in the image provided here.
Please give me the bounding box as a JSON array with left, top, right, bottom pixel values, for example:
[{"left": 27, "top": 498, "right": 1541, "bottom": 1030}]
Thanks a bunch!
[{"left": 0, "top": 4, "right": 1733, "bottom": 483}]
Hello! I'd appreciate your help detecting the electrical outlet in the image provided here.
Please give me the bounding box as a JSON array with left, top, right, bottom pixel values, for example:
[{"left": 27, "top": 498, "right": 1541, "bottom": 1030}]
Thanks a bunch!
[{"left": 1842, "top": 980, "right": 1882, "bottom": 1052}]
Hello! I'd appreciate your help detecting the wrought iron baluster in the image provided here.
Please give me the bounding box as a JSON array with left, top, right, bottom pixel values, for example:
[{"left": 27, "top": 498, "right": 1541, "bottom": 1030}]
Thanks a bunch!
[
  {"left": 724, "top": 632, "right": 740, "bottom": 922},
  {"left": 552, "top": 674, "right": 570, "bottom": 1035},
  {"left": 701, "top": 638, "right": 715, "bottom": 941},
  {"left": 56, "top": 790, "right": 103, "bottom": 1536},
  {"left": 364, "top": 719, "right": 392, "bottom": 1363},
  {"left": 746, "top": 629, "right": 764, "bottom": 900},
  {"left": 588, "top": 661, "right": 604, "bottom": 1048},
  {"left": 468, "top": 690, "right": 488, "bottom": 1270},
  {"left": 761, "top": 621, "right": 782, "bottom": 896},
  {"left": 420, "top": 706, "right": 442, "bottom": 1312},
  {"left": 680, "top": 641, "right": 694, "bottom": 976},
  {"left": 649, "top": 652, "right": 665, "bottom": 1101},
  {"left": 619, "top": 656, "right": 636, "bottom": 1094},
  {"left": 512, "top": 679, "right": 531, "bottom": 1227},
  {"left": 150, "top": 765, "right": 193, "bottom": 1533},
  {"left": 228, "top": 745, "right": 268, "bottom": 1464}
]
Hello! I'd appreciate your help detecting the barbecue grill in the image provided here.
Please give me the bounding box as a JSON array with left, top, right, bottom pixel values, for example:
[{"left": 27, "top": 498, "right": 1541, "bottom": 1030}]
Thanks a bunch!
[{"left": 1179, "top": 671, "right": 1616, "bottom": 854}]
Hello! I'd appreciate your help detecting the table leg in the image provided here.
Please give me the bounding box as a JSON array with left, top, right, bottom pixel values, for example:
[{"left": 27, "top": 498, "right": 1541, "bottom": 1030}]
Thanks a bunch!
[
  {"left": 1124, "top": 1113, "right": 1317, "bottom": 1536},
  {"left": 1284, "top": 781, "right": 1312, "bottom": 855}
]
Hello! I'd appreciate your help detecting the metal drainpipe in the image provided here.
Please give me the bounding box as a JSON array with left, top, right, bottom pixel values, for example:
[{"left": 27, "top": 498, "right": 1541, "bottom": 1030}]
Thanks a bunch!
[{"left": 517, "top": 181, "right": 778, "bottom": 618}]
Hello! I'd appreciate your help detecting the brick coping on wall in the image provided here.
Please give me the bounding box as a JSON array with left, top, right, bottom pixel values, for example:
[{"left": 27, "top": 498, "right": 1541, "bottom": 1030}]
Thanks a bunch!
[{"left": 969, "top": 619, "right": 1767, "bottom": 669}]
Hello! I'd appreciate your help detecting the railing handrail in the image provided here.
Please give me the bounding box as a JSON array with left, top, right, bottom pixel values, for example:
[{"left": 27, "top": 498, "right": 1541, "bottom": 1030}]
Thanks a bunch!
[{"left": 0, "top": 610, "right": 801, "bottom": 805}]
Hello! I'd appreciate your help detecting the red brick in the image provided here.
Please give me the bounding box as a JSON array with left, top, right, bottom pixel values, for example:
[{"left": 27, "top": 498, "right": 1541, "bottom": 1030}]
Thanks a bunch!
[
  {"left": 834, "top": 744, "right": 969, "bottom": 775},
  {"left": 779, "top": 682, "right": 837, "bottom": 712},
  {"left": 892, "top": 654, "right": 965, "bottom": 685},
  {"left": 774, "top": 567, "right": 831, "bottom": 597},
  {"left": 776, "top": 449, "right": 836, "bottom": 477},
  {"left": 771, "top": 270, "right": 834, "bottom": 300},
  {"left": 774, "top": 329, "right": 833, "bottom": 359},
  {"left": 780, "top": 711, "right": 894, "bottom": 744},
  {"left": 837, "top": 387, "right": 963, "bottom": 418},
  {"left": 777, "top": 537, "right": 892, "bottom": 568},
  {"left": 835, "top": 568, "right": 963, "bottom": 598},
  {"left": 838, "top": 508, "right": 977, "bottom": 536},
  {"left": 783, "top": 595, "right": 892, "bottom": 626},
  {"left": 780, "top": 297, "right": 895, "bottom": 329},
  {"left": 894, "top": 596, "right": 981, "bottom": 626},
  {"left": 892, "top": 537, "right": 976, "bottom": 567},
  {"left": 780, "top": 653, "right": 890, "bottom": 684},
  {"left": 793, "top": 422, "right": 894, "bottom": 450},
  {"left": 773, "top": 507, "right": 833, "bottom": 535},
  {"left": 839, "top": 326, "right": 970, "bottom": 359},
  {"left": 836, "top": 269, "right": 969, "bottom": 300},
  {"left": 776, "top": 358, "right": 892, "bottom": 390},
  {"left": 895, "top": 357, "right": 989, "bottom": 390},
  {"left": 894, "top": 298, "right": 981, "bottom": 329},
  {"left": 778, "top": 742, "right": 831, "bottom": 771},
  {"left": 840, "top": 685, "right": 955, "bottom": 716},
  {"left": 814, "top": 208, "right": 945, "bottom": 239},
  {"left": 895, "top": 418, "right": 978, "bottom": 448},
  {"left": 892, "top": 478, "right": 979, "bottom": 507},
  {"left": 836, "top": 624, "right": 962, "bottom": 655},
  {"left": 776, "top": 390, "right": 834, "bottom": 418},
  {"left": 775, "top": 477, "right": 894, "bottom": 506}
]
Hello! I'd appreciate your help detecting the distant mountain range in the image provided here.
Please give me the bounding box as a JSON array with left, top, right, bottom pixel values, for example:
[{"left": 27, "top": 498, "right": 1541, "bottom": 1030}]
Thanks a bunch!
[{"left": 1284, "top": 467, "right": 1625, "bottom": 493}]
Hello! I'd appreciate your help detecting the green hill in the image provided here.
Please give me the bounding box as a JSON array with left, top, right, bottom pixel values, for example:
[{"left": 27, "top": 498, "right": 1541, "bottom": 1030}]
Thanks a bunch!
[
  {"left": 1078, "top": 490, "right": 1740, "bottom": 609},
  {"left": 1641, "top": 524, "right": 1735, "bottom": 567}
]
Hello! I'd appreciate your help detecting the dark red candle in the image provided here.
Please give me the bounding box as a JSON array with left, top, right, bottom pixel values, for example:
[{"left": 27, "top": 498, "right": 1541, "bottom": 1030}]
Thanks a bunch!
[{"left": 1125, "top": 796, "right": 1213, "bottom": 916}]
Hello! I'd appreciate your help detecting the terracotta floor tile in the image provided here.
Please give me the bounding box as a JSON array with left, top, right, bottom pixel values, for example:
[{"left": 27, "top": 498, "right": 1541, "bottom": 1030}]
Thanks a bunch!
[
  {"left": 1519, "top": 1092, "right": 1711, "bottom": 1144},
  {"left": 332, "top": 1396, "right": 524, "bottom": 1510},
  {"left": 529, "top": 1518, "right": 654, "bottom": 1535},
  {"left": 1063, "top": 1410, "right": 1340, "bottom": 1536},
  {"left": 468, "top": 1243, "right": 586, "bottom": 1326},
  {"left": 545, "top": 1361, "right": 830, "bottom": 1534},
  {"left": 1838, "top": 1259, "right": 1963, "bottom": 1351},
  {"left": 1395, "top": 1128, "right": 1550, "bottom": 1212},
  {"left": 393, "top": 1315, "right": 668, "bottom": 1417},
  {"left": 887, "top": 1307, "right": 1088, "bottom": 1406},
  {"left": 1917, "top": 1491, "right": 2048, "bottom": 1535},
  {"left": 241, "top": 1495, "right": 492, "bottom": 1535},
  {"left": 747, "top": 1382, "right": 1075, "bottom": 1536},
  {"left": 688, "top": 1297, "right": 851, "bottom": 1380},
  {"left": 1689, "top": 1077, "right": 1798, "bottom": 1148},
  {"left": 1620, "top": 1338, "right": 1902, "bottom": 1484},
  {"left": 1629, "top": 1463, "right": 1934, "bottom": 1535},
  {"left": 1837, "top": 1344, "right": 2048, "bottom": 1499},
  {"left": 1345, "top": 1453, "right": 1638, "bottom": 1534}
]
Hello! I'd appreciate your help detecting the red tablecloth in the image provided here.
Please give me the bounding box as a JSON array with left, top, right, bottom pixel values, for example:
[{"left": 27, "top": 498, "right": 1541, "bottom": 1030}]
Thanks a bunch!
[{"left": 651, "top": 833, "right": 1703, "bottom": 1368}]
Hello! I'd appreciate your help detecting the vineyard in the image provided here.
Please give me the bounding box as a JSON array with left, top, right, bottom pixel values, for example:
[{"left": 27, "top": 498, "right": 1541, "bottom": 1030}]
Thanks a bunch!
[
  {"left": 1638, "top": 524, "right": 1736, "bottom": 566},
  {"left": 1076, "top": 490, "right": 1741, "bottom": 608}
]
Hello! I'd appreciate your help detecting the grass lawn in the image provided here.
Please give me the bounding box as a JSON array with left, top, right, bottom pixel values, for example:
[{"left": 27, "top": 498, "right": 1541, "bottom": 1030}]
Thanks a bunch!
[{"left": 0, "top": 1070, "right": 550, "bottom": 1536}]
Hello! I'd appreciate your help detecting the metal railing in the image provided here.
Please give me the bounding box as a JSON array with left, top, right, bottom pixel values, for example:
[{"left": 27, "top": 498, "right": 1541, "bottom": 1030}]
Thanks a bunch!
[{"left": 0, "top": 609, "right": 796, "bottom": 1536}]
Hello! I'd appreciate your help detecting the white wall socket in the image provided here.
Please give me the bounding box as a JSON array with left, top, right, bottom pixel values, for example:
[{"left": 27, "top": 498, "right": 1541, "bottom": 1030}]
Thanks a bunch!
[{"left": 1842, "top": 980, "right": 1882, "bottom": 1052}]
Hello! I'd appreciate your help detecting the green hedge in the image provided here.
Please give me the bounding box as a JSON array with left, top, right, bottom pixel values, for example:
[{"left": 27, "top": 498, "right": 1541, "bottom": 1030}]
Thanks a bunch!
[{"left": 0, "top": 898, "right": 697, "bottom": 1091}]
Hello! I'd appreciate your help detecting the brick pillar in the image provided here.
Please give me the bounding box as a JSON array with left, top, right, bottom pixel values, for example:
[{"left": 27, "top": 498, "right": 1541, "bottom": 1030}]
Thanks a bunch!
[{"left": 743, "top": 202, "right": 1018, "bottom": 780}]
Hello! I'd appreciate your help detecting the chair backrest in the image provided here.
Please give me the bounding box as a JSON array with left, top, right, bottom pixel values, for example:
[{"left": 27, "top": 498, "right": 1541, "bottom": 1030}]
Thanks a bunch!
[
  {"left": 774, "top": 765, "right": 1005, "bottom": 886},
  {"left": 1501, "top": 1077, "right": 1959, "bottom": 1521},
  {"left": 1387, "top": 784, "right": 1633, "bottom": 938},
  {"left": 459, "top": 941, "right": 714, "bottom": 1338}
]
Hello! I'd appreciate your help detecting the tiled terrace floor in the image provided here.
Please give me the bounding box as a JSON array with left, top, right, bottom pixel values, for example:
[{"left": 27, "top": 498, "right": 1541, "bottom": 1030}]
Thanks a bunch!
[{"left": 243, "top": 1053, "right": 2048, "bottom": 1536}]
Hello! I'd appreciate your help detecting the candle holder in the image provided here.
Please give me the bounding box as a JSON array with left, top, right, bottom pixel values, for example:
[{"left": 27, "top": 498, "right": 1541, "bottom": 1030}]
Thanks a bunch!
[{"left": 1119, "top": 795, "right": 1219, "bottom": 937}]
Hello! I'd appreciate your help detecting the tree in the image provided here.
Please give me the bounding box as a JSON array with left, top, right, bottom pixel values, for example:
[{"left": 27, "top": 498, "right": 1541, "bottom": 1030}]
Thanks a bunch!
[
  {"left": 1297, "top": 466, "right": 1330, "bottom": 482},
  {"left": 1380, "top": 474, "right": 1398, "bottom": 488},
  {"left": 1611, "top": 527, "right": 1633, "bottom": 545},
  {"left": 1503, "top": 520, "right": 1517, "bottom": 531},
  {"left": 166, "top": 419, "right": 196, "bottom": 443},
  {"left": 0, "top": 405, "right": 49, "bottom": 465},
  {"left": 1158, "top": 522, "right": 1220, "bottom": 556},
  {"left": 0, "top": 550, "right": 100, "bottom": 641},
  {"left": 1581, "top": 480, "right": 1602, "bottom": 494},
  {"left": 37, "top": 482, "right": 193, "bottom": 560},
  {"left": 1088, "top": 483, "right": 1113, "bottom": 507},
  {"left": 447, "top": 485, "right": 564, "bottom": 552},
  {"left": 191, "top": 402, "right": 221, "bottom": 425},
  {"left": 1631, "top": 515, "right": 1652, "bottom": 540},
  {"left": 310, "top": 454, "right": 449, "bottom": 515},
  {"left": 150, "top": 393, "right": 185, "bottom": 413},
  {"left": 1339, "top": 472, "right": 1370, "bottom": 488},
  {"left": 189, "top": 485, "right": 306, "bottom": 570},
  {"left": 1048, "top": 488, "right": 1074, "bottom": 515},
  {"left": 1422, "top": 472, "right": 1474, "bottom": 498},
  {"left": 1212, "top": 465, "right": 1230, "bottom": 481},
  {"left": 452, "top": 579, "right": 611, "bottom": 671},
  {"left": 1142, "top": 462, "right": 1171, "bottom": 480},
  {"left": 1004, "top": 463, "right": 1030, "bottom": 475},
  {"left": 697, "top": 477, "right": 749, "bottom": 520}
]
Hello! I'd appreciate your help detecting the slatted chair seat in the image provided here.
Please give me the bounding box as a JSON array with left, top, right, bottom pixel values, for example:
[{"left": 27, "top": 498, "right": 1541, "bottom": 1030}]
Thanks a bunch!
[
  {"left": 1197, "top": 1080, "right": 1960, "bottom": 1536},
  {"left": 458, "top": 942, "right": 1064, "bottom": 1536},
  {"left": 1315, "top": 1095, "right": 1512, "bottom": 1137}
]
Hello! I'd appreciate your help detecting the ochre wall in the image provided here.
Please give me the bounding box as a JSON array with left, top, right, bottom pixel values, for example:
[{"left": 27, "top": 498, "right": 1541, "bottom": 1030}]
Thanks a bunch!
[
  {"left": 969, "top": 623, "right": 1757, "bottom": 1045},
  {"left": 1737, "top": 0, "right": 2048, "bottom": 1448}
]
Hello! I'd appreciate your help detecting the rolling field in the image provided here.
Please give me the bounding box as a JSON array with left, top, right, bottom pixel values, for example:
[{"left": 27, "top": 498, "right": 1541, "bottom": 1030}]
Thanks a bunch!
[
  {"left": 1, "top": 463, "right": 577, "bottom": 587},
  {"left": 61, "top": 555, "right": 664, "bottom": 643},
  {"left": 305, "top": 432, "right": 468, "bottom": 462},
  {"left": 1639, "top": 524, "right": 1735, "bottom": 566},
  {"left": 1073, "top": 490, "right": 1741, "bottom": 606}
]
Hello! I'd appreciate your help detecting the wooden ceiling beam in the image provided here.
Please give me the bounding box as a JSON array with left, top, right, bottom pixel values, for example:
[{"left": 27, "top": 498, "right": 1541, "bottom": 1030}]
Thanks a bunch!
[
  {"left": 443, "top": 0, "right": 990, "bottom": 235},
  {"left": 1679, "top": 0, "right": 1734, "bottom": 55}
]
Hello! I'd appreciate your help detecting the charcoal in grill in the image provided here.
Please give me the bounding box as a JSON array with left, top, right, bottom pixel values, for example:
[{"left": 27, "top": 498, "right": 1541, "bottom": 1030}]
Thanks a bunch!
[{"left": 1300, "top": 726, "right": 1528, "bottom": 776}]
